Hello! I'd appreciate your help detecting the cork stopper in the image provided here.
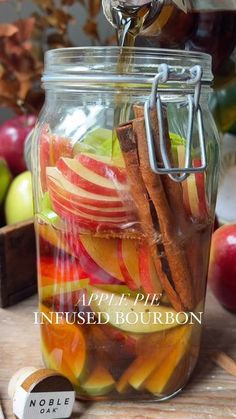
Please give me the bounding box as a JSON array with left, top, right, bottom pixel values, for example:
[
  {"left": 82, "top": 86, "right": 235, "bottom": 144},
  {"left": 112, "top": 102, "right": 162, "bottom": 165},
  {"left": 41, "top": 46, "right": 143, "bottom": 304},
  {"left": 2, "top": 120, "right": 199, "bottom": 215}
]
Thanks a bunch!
[{"left": 8, "top": 368, "right": 75, "bottom": 419}]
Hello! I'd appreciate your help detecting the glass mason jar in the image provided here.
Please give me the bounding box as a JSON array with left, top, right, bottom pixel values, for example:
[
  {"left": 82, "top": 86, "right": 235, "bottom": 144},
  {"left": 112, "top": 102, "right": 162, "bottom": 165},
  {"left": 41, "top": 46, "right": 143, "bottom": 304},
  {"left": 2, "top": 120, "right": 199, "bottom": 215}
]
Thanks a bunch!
[{"left": 32, "top": 47, "right": 219, "bottom": 401}]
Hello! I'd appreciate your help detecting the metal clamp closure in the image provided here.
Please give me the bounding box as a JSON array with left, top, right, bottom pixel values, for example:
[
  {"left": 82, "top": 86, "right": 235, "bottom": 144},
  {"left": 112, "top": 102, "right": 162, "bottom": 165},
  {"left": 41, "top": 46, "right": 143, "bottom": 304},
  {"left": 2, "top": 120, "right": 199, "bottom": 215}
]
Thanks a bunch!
[{"left": 144, "top": 63, "right": 207, "bottom": 182}]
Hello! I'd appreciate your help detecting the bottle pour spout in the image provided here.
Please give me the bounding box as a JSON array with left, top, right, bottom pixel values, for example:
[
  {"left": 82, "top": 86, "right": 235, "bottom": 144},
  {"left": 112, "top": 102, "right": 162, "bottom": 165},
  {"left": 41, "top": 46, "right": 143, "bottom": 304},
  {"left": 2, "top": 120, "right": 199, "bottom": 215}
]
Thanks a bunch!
[{"left": 102, "top": 0, "right": 164, "bottom": 46}]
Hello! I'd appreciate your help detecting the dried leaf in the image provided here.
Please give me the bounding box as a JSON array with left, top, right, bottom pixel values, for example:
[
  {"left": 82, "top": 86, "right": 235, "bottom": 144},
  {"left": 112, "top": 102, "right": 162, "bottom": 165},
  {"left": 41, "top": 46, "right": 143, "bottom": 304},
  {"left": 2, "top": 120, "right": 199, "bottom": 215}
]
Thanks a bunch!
[
  {"left": 0, "top": 23, "right": 18, "bottom": 37},
  {"left": 4, "top": 18, "right": 35, "bottom": 55},
  {"left": 83, "top": 19, "right": 100, "bottom": 41},
  {"left": 14, "top": 55, "right": 35, "bottom": 73},
  {"left": 47, "top": 32, "right": 73, "bottom": 48},
  {"left": 34, "top": 0, "right": 54, "bottom": 11},
  {"left": 18, "top": 79, "right": 32, "bottom": 99},
  {"left": 0, "top": 0, "right": 104, "bottom": 114},
  {"left": 61, "top": 0, "right": 76, "bottom": 5},
  {"left": 15, "top": 17, "right": 35, "bottom": 43},
  {"left": 46, "top": 9, "right": 75, "bottom": 33},
  {"left": 0, "top": 75, "right": 19, "bottom": 100},
  {"left": 88, "top": 0, "right": 101, "bottom": 18}
]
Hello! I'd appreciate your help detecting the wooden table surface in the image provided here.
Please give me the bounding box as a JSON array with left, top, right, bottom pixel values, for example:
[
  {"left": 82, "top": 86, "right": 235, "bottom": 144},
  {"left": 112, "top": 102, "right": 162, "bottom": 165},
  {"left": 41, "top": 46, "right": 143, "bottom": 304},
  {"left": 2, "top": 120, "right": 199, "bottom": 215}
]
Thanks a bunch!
[{"left": 0, "top": 289, "right": 236, "bottom": 419}]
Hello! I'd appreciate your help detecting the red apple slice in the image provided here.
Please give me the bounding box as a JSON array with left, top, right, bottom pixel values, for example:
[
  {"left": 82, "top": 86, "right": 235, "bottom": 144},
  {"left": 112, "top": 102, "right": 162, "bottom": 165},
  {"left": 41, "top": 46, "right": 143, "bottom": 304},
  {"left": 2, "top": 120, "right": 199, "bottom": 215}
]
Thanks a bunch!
[
  {"left": 49, "top": 188, "right": 134, "bottom": 218},
  {"left": 76, "top": 153, "right": 127, "bottom": 183},
  {"left": 66, "top": 233, "right": 122, "bottom": 285},
  {"left": 38, "top": 255, "right": 87, "bottom": 288},
  {"left": 177, "top": 146, "right": 208, "bottom": 219},
  {"left": 46, "top": 167, "right": 127, "bottom": 208},
  {"left": 51, "top": 197, "right": 131, "bottom": 233},
  {"left": 118, "top": 239, "right": 141, "bottom": 290},
  {"left": 139, "top": 243, "right": 162, "bottom": 296},
  {"left": 57, "top": 157, "right": 129, "bottom": 197}
]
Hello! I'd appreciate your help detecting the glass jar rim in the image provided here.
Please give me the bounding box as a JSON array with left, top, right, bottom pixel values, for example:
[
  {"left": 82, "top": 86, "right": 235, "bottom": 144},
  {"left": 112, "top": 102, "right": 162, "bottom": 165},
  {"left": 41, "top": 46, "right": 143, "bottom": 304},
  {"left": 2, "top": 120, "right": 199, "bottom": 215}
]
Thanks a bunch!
[{"left": 43, "top": 46, "right": 213, "bottom": 85}]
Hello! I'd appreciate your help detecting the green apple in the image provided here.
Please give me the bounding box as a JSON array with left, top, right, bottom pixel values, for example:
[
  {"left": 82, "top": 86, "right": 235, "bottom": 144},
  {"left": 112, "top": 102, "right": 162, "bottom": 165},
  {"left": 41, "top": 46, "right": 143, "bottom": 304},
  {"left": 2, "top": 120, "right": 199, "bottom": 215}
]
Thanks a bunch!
[
  {"left": 89, "top": 286, "right": 187, "bottom": 334},
  {"left": 0, "top": 158, "right": 12, "bottom": 205},
  {"left": 5, "top": 171, "right": 34, "bottom": 225}
]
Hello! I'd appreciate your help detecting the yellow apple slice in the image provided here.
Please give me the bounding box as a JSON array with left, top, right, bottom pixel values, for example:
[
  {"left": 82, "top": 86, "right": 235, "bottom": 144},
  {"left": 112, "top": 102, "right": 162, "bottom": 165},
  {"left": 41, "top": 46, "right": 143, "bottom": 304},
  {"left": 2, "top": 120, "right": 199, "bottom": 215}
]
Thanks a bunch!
[
  {"left": 36, "top": 221, "right": 70, "bottom": 254},
  {"left": 81, "top": 365, "right": 115, "bottom": 396},
  {"left": 117, "top": 324, "right": 190, "bottom": 392},
  {"left": 39, "top": 278, "right": 89, "bottom": 301},
  {"left": 118, "top": 239, "right": 141, "bottom": 290},
  {"left": 144, "top": 324, "right": 192, "bottom": 394},
  {"left": 79, "top": 235, "right": 124, "bottom": 281},
  {"left": 89, "top": 287, "right": 187, "bottom": 334}
]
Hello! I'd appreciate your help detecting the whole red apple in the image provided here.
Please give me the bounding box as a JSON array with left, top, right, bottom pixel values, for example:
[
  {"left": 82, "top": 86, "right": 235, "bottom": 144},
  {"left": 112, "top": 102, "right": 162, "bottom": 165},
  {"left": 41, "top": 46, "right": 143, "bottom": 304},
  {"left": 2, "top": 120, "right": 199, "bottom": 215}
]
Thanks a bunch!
[
  {"left": 208, "top": 224, "right": 236, "bottom": 311},
  {"left": 0, "top": 114, "right": 37, "bottom": 175}
]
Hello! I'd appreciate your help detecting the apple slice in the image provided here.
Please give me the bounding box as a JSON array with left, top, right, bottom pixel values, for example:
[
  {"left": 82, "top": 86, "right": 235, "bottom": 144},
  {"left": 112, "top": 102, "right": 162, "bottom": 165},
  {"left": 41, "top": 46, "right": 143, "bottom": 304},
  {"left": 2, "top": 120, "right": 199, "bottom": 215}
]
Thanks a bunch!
[
  {"left": 80, "top": 365, "right": 115, "bottom": 396},
  {"left": 139, "top": 243, "right": 163, "bottom": 296},
  {"left": 117, "top": 239, "right": 141, "bottom": 290},
  {"left": 36, "top": 222, "right": 71, "bottom": 254},
  {"left": 50, "top": 197, "right": 132, "bottom": 230},
  {"left": 117, "top": 324, "right": 190, "bottom": 393},
  {"left": 66, "top": 233, "right": 123, "bottom": 285},
  {"left": 177, "top": 146, "right": 208, "bottom": 219},
  {"left": 38, "top": 255, "right": 87, "bottom": 288},
  {"left": 57, "top": 157, "right": 129, "bottom": 197},
  {"left": 40, "top": 278, "right": 89, "bottom": 301},
  {"left": 89, "top": 286, "right": 187, "bottom": 334},
  {"left": 144, "top": 324, "right": 192, "bottom": 394},
  {"left": 47, "top": 167, "right": 127, "bottom": 208},
  {"left": 41, "top": 342, "right": 78, "bottom": 386},
  {"left": 79, "top": 235, "right": 124, "bottom": 282},
  {"left": 40, "top": 304, "right": 86, "bottom": 384},
  {"left": 49, "top": 188, "right": 134, "bottom": 219},
  {"left": 76, "top": 153, "right": 127, "bottom": 183},
  {"left": 193, "top": 159, "right": 209, "bottom": 218}
]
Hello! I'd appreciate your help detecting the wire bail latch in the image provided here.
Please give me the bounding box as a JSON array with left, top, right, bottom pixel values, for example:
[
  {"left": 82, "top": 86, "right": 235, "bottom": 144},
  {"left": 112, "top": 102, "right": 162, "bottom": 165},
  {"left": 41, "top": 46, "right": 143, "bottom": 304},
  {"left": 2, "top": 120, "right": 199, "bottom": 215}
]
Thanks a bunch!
[{"left": 144, "top": 63, "right": 207, "bottom": 182}]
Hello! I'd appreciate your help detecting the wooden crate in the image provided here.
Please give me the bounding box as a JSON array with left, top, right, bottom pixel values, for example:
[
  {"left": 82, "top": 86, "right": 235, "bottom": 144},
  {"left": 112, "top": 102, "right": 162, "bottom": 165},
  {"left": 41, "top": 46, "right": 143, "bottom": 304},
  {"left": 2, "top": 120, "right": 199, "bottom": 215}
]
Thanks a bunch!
[{"left": 0, "top": 219, "right": 37, "bottom": 308}]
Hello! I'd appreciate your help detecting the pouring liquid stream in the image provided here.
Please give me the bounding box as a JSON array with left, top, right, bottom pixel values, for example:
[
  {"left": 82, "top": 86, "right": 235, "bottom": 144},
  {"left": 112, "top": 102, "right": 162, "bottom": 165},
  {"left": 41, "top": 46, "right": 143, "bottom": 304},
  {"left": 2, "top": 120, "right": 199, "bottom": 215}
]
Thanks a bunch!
[{"left": 112, "top": 2, "right": 161, "bottom": 154}]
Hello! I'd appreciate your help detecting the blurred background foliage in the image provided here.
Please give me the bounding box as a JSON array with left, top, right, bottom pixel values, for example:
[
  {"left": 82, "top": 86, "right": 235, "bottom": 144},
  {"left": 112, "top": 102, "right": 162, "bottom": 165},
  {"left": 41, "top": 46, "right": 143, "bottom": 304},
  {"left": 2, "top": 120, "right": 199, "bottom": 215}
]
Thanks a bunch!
[{"left": 0, "top": 0, "right": 115, "bottom": 116}]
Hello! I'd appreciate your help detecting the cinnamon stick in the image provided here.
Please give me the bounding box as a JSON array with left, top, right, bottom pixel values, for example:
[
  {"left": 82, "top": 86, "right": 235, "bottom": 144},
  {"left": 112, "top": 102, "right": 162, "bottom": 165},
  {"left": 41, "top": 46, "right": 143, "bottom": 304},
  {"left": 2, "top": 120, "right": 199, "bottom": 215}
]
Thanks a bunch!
[
  {"left": 134, "top": 105, "right": 189, "bottom": 236},
  {"left": 132, "top": 118, "right": 194, "bottom": 311},
  {"left": 116, "top": 122, "right": 184, "bottom": 312},
  {"left": 212, "top": 351, "right": 236, "bottom": 378}
]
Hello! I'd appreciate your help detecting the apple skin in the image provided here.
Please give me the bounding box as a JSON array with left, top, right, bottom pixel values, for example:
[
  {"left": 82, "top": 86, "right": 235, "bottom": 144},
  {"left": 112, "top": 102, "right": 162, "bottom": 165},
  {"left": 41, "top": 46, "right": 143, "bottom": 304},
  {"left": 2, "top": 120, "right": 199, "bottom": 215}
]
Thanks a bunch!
[
  {"left": 76, "top": 153, "right": 127, "bottom": 183},
  {"left": 66, "top": 233, "right": 122, "bottom": 285},
  {"left": 0, "top": 158, "right": 12, "bottom": 205},
  {"left": 5, "top": 171, "right": 34, "bottom": 225},
  {"left": 47, "top": 167, "right": 125, "bottom": 208},
  {"left": 0, "top": 115, "right": 36, "bottom": 176},
  {"left": 57, "top": 157, "right": 128, "bottom": 197},
  {"left": 208, "top": 224, "right": 236, "bottom": 311}
]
